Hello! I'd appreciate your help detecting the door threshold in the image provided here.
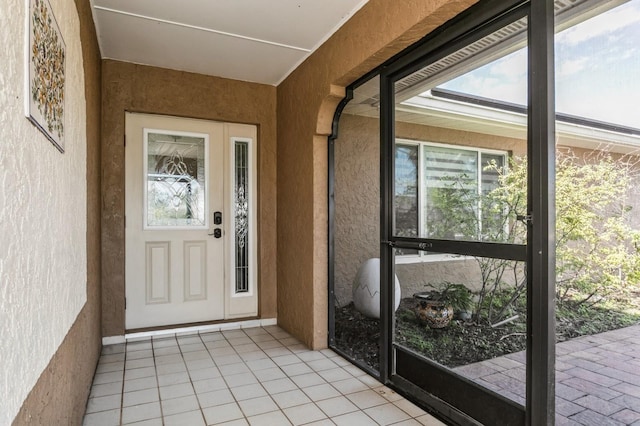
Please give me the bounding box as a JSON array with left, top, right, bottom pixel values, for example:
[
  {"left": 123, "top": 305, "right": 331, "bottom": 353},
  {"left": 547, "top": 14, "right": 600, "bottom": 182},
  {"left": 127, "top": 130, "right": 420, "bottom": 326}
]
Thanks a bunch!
[{"left": 102, "top": 317, "right": 277, "bottom": 345}]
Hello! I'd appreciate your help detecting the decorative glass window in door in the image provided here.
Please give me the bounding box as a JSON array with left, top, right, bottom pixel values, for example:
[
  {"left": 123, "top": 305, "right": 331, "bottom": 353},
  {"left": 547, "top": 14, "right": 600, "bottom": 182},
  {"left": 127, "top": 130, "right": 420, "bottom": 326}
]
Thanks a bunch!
[
  {"left": 145, "top": 130, "right": 208, "bottom": 228},
  {"left": 234, "top": 139, "right": 250, "bottom": 294}
]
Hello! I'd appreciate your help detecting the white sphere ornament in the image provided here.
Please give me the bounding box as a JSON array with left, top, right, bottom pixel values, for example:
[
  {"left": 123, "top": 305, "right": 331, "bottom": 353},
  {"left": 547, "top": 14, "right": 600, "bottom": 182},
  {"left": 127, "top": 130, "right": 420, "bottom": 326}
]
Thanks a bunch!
[{"left": 352, "top": 258, "right": 401, "bottom": 319}]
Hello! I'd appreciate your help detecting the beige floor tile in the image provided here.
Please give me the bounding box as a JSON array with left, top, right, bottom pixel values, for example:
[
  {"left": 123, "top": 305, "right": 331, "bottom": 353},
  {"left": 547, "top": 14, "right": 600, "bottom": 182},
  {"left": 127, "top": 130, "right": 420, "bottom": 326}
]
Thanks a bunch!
[
  {"left": 271, "top": 389, "right": 312, "bottom": 409},
  {"left": 238, "top": 395, "right": 279, "bottom": 417},
  {"left": 364, "top": 403, "right": 411, "bottom": 425},
  {"left": 394, "top": 399, "right": 427, "bottom": 417},
  {"left": 332, "top": 411, "right": 376, "bottom": 426},
  {"left": 415, "top": 414, "right": 448, "bottom": 426},
  {"left": 155, "top": 362, "right": 187, "bottom": 376},
  {"left": 390, "top": 419, "right": 422, "bottom": 426},
  {"left": 218, "top": 419, "right": 250, "bottom": 426},
  {"left": 290, "top": 372, "right": 325, "bottom": 388},
  {"left": 283, "top": 402, "right": 327, "bottom": 425},
  {"left": 230, "top": 383, "right": 268, "bottom": 401},
  {"left": 240, "top": 351, "right": 270, "bottom": 362},
  {"left": 281, "top": 362, "right": 314, "bottom": 377},
  {"left": 193, "top": 377, "right": 226, "bottom": 394},
  {"left": 82, "top": 408, "right": 120, "bottom": 426},
  {"left": 253, "top": 367, "right": 287, "bottom": 382},
  {"left": 164, "top": 409, "right": 206, "bottom": 426},
  {"left": 197, "top": 388, "right": 235, "bottom": 408},
  {"left": 261, "top": 377, "right": 297, "bottom": 395},
  {"left": 346, "top": 389, "right": 388, "bottom": 409},
  {"left": 315, "top": 396, "right": 359, "bottom": 417},
  {"left": 235, "top": 343, "right": 261, "bottom": 354},
  {"left": 226, "top": 372, "right": 259, "bottom": 388},
  {"left": 157, "top": 371, "right": 190, "bottom": 386},
  {"left": 203, "top": 402, "right": 244, "bottom": 424},
  {"left": 189, "top": 366, "right": 221, "bottom": 381},
  {"left": 317, "top": 368, "right": 352, "bottom": 383},
  {"left": 161, "top": 394, "right": 200, "bottom": 416},
  {"left": 123, "top": 376, "right": 158, "bottom": 393},
  {"left": 247, "top": 410, "right": 292, "bottom": 426},
  {"left": 90, "top": 381, "right": 123, "bottom": 398},
  {"left": 302, "top": 383, "right": 341, "bottom": 401},
  {"left": 123, "top": 388, "right": 159, "bottom": 407},
  {"left": 121, "top": 401, "right": 161, "bottom": 424},
  {"left": 127, "top": 349, "right": 154, "bottom": 360},
  {"left": 332, "top": 377, "right": 369, "bottom": 395},
  {"left": 159, "top": 382, "right": 194, "bottom": 400},
  {"left": 86, "top": 394, "right": 122, "bottom": 414}
]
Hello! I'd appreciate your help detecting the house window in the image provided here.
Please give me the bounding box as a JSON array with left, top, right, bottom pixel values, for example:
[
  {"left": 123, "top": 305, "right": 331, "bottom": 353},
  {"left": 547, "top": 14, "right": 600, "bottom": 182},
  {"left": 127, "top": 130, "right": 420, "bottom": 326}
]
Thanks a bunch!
[{"left": 394, "top": 140, "right": 507, "bottom": 259}]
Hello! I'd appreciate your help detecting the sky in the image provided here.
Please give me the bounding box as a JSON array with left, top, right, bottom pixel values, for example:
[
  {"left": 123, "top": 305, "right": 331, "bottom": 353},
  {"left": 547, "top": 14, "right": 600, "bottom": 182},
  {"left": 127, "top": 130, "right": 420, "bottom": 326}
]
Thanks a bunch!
[{"left": 439, "top": 0, "right": 640, "bottom": 129}]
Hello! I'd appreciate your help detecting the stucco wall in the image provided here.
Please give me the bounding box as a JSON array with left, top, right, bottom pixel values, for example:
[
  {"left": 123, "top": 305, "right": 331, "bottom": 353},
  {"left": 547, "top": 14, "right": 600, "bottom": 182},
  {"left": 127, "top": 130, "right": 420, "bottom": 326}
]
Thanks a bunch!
[
  {"left": 12, "top": 0, "right": 102, "bottom": 423},
  {"left": 277, "top": 0, "right": 480, "bottom": 349},
  {"left": 0, "top": 0, "right": 95, "bottom": 423},
  {"left": 334, "top": 113, "right": 527, "bottom": 306},
  {"left": 101, "top": 60, "right": 277, "bottom": 337}
]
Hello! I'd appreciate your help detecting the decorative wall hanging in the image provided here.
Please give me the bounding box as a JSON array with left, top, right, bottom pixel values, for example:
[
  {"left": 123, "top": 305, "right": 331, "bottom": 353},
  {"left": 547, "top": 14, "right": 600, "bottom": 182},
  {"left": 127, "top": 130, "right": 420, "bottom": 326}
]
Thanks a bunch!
[{"left": 25, "top": 0, "right": 66, "bottom": 152}]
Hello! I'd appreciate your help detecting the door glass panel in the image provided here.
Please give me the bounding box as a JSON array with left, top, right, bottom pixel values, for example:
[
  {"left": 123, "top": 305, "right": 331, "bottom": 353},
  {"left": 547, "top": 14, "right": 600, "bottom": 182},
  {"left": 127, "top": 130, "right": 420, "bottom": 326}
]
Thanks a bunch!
[
  {"left": 234, "top": 140, "right": 250, "bottom": 294},
  {"left": 145, "top": 131, "right": 207, "bottom": 227},
  {"left": 391, "top": 16, "right": 529, "bottom": 414},
  {"left": 393, "top": 248, "right": 527, "bottom": 406}
]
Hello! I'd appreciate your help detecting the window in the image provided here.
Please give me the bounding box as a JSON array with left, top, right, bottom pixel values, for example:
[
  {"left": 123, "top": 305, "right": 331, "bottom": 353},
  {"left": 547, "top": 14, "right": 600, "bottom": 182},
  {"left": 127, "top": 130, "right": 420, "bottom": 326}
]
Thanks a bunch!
[{"left": 394, "top": 140, "right": 507, "bottom": 259}]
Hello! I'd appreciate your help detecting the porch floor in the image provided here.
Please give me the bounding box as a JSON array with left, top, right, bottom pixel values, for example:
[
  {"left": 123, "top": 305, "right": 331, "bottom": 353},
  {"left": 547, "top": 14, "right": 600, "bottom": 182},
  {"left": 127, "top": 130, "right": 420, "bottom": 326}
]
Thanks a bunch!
[
  {"left": 83, "top": 326, "right": 444, "bottom": 426},
  {"left": 454, "top": 324, "right": 640, "bottom": 425}
]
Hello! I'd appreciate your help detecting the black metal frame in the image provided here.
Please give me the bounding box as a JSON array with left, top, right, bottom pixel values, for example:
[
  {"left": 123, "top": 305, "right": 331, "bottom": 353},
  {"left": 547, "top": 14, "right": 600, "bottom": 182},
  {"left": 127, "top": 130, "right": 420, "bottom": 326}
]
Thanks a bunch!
[
  {"left": 526, "top": 0, "right": 556, "bottom": 423},
  {"left": 328, "top": 0, "right": 556, "bottom": 423}
]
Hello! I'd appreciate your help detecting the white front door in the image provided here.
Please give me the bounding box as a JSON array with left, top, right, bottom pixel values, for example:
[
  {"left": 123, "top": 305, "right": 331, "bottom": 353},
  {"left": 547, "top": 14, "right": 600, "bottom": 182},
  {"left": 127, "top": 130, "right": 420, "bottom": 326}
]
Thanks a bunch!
[{"left": 125, "top": 113, "right": 257, "bottom": 329}]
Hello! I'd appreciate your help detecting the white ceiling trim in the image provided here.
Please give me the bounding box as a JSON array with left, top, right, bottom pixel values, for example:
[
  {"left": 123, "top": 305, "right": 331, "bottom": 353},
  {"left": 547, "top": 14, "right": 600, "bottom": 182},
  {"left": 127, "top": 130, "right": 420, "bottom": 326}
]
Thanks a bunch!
[
  {"left": 274, "top": 0, "right": 369, "bottom": 85},
  {"left": 91, "top": 0, "right": 369, "bottom": 86},
  {"left": 93, "top": 5, "right": 311, "bottom": 53}
]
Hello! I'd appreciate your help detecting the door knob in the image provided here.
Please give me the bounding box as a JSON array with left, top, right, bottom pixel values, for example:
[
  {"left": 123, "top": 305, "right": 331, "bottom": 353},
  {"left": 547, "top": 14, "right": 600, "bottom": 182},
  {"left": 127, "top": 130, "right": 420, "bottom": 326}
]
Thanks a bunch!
[{"left": 213, "top": 228, "right": 222, "bottom": 238}]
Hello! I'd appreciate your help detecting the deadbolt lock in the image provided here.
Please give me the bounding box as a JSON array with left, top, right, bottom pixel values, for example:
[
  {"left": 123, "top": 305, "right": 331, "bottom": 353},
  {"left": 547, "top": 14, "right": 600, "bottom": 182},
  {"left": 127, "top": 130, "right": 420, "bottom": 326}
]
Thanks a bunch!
[{"left": 214, "top": 211, "right": 222, "bottom": 225}]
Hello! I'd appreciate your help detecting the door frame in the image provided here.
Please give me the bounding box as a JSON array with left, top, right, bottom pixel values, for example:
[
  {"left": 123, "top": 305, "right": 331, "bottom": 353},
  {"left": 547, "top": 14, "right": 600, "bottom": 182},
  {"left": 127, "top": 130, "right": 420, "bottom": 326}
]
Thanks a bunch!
[{"left": 124, "top": 112, "right": 259, "bottom": 330}]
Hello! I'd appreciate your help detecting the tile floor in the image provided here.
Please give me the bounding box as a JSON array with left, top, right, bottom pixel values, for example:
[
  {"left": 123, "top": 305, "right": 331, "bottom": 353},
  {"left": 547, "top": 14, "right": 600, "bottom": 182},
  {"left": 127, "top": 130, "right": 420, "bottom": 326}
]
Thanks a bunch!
[{"left": 83, "top": 326, "right": 445, "bottom": 425}]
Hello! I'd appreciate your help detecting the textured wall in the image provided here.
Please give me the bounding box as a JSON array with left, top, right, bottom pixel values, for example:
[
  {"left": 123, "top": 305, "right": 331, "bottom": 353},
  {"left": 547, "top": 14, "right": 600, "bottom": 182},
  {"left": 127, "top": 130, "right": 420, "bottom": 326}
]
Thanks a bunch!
[
  {"left": 334, "top": 113, "right": 526, "bottom": 306},
  {"left": 0, "top": 0, "right": 92, "bottom": 423},
  {"left": 101, "top": 61, "right": 277, "bottom": 337},
  {"left": 12, "top": 0, "right": 103, "bottom": 423},
  {"left": 277, "top": 0, "right": 480, "bottom": 349},
  {"left": 334, "top": 114, "right": 380, "bottom": 307}
]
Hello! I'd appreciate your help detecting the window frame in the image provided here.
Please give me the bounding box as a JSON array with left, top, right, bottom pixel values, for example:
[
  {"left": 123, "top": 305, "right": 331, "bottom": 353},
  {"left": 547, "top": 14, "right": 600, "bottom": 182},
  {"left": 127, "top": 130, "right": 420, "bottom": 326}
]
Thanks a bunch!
[{"left": 395, "top": 138, "right": 509, "bottom": 263}]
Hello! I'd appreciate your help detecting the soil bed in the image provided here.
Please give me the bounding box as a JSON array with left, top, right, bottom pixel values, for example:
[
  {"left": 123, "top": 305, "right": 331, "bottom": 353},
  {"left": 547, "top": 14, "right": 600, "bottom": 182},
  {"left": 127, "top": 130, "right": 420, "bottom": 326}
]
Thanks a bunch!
[{"left": 334, "top": 297, "right": 640, "bottom": 372}]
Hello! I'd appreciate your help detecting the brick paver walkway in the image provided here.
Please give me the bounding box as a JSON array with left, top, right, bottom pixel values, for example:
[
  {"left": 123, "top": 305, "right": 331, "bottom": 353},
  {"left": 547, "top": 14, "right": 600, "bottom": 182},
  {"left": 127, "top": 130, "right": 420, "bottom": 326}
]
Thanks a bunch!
[{"left": 453, "top": 324, "right": 640, "bottom": 425}]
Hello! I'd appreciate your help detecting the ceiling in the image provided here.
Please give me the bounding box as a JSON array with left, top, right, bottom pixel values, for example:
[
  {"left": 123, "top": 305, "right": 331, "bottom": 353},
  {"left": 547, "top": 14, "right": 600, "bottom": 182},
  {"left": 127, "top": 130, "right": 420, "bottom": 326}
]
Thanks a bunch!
[{"left": 90, "top": 0, "right": 368, "bottom": 86}]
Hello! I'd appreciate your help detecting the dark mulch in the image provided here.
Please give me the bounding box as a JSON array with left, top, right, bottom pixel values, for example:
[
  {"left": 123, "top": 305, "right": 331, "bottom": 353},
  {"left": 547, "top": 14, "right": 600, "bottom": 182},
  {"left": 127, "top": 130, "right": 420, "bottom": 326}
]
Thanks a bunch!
[
  {"left": 334, "top": 297, "right": 640, "bottom": 371},
  {"left": 334, "top": 298, "right": 526, "bottom": 370},
  {"left": 334, "top": 302, "right": 381, "bottom": 370}
]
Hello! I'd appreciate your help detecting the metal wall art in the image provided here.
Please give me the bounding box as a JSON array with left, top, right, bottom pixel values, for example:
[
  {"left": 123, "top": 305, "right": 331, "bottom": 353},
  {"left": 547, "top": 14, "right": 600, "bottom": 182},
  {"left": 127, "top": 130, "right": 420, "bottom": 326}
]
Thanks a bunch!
[{"left": 25, "top": 0, "right": 66, "bottom": 152}]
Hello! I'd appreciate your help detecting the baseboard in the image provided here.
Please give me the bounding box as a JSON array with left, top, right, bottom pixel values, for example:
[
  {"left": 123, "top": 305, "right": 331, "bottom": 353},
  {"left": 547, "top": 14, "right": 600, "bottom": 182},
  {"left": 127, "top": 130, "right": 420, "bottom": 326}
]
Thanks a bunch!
[{"left": 102, "top": 317, "right": 278, "bottom": 345}]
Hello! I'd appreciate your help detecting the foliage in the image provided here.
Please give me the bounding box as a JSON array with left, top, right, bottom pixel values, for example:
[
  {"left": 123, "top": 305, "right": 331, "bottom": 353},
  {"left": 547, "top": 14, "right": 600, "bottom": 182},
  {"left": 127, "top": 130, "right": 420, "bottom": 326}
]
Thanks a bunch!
[
  {"left": 428, "top": 150, "right": 640, "bottom": 323},
  {"left": 423, "top": 282, "right": 473, "bottom": 313},
  {"left": 554, "top": 152, "right": 640, "bottom": 306}
]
